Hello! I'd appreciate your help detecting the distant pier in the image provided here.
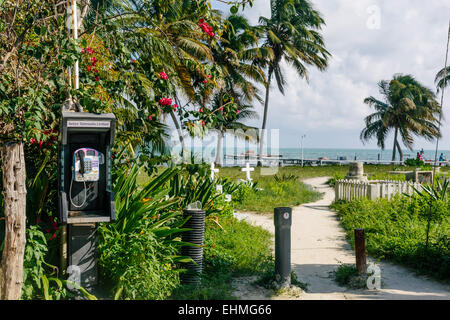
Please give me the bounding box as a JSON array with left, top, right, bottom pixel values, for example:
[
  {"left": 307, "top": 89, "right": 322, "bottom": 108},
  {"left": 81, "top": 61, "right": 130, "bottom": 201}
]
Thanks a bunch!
[{"left": 223, "top": 154, "right": 450, "bottom": 167}]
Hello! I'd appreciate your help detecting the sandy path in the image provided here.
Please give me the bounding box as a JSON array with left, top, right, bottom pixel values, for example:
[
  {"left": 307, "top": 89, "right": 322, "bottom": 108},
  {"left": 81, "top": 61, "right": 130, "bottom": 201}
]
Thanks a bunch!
[{"left": 233, "top": 177, "right": 450, "bottom": 300}]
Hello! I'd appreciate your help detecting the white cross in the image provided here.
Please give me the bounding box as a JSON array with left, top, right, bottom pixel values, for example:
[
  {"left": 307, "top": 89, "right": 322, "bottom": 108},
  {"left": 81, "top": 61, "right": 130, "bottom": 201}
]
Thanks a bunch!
[
  {"left": 210, "top": 162, "right": 219, "bottom": 180},
  {"left": 241, "top": 162, "right": 254, "bottom": 182}
]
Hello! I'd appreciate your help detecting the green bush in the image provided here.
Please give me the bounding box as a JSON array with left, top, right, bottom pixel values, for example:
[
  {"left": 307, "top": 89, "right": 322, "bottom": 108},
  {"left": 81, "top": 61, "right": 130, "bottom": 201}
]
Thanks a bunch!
[
  {"left": 331, "top": 195, "right": 450, "bottom": 280},
  {"left": 98, "top": 165, "right": 188, "bottom": 300},
  {"left": 405, "top": 158, "right": 425, "bottom": 167}
]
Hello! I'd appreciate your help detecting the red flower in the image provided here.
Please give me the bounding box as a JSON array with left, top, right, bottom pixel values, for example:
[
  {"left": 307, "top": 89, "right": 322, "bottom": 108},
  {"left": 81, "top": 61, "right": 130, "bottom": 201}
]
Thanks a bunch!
[
  {"left": 132, "top": 59, "right": 136, "bottom": 63},
  {"left": 81, "top": 48, "right": 85, "bottom": 54},
  {"left": 236, "top": 109, "right": 239, "bottom": 114},
  {"left": 50, "top": 233, "right": 57, "bottom": 241},
  {"left": 39, "top": 141, "right": 43, "bottom": 148},
  {"left": 202, "top": 79, "right": 207, "bottom": 84},
  {"left": 159, "top": 71, "right": 168, "bottom": 80},
  {"left": 201, "top": 120, "right": 205, "bottom": 126},
  {"left": 87, "top": 65, "right": 91, "bottom": 72},
  {"left": 159, "top": 97, "right": 172, "bottom": 106},
  {"left": 95, "top": 76, "right": 99, "bottom": 81},
  {"left": 148, "top": 115, "right": 152, "bottom": 121},
  {"left": 172, "top": 104, "right": 178, "bottom": 110},
  {"left": 206, "top": 74, "right": 211, "bottom": 79},
  {"left": 30, "top": 138, "right": 37, "bottom": 144},
  {"left": 219, "top": 106, "right": 223, "bottom": 111},
  {"left": 199, "top": 18, "right": 205, "bottom": 24},
  {"left": 199, "top": 107, "right": 203, "bottom": 113}
]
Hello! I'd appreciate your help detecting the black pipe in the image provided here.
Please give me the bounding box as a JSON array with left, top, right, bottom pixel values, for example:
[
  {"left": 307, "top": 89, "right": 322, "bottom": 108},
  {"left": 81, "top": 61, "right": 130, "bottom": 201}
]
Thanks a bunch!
[{"left": 181, "top": 209, "right": 205, "bottom": 285}]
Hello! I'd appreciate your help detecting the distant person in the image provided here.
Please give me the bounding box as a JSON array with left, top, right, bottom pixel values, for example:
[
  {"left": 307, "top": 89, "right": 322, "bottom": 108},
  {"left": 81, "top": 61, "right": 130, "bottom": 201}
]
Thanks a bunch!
[
  {"left": 439, "top": 153, "right": 445, "bottom": 162},
  {"left": 419, "top": 150, "right": 425, "bottom": 161},
  {"left": 416, "top": 152, "right": 420, "bottom": 160}
]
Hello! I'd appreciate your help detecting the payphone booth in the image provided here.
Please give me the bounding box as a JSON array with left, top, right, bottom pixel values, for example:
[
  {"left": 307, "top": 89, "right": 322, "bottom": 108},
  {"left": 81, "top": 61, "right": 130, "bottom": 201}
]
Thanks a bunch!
[{"left": 58, "top": 111, "right": 116, "bottom": 291}]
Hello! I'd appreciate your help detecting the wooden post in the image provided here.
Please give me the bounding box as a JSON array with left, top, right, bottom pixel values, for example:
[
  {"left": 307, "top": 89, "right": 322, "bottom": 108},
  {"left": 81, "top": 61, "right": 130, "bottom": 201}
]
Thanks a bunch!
[
  {"left": 0, "top": 141, "right": 27, "bottom": 300},
  {"left": 354, "top": 228, "right": 366, "bottom": 275}
]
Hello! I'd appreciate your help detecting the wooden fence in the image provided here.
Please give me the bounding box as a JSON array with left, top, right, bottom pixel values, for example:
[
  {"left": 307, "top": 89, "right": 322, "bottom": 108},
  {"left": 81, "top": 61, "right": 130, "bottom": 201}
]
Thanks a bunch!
[{"left": 334, "top": 179, "right": 423, "bottom": 202}]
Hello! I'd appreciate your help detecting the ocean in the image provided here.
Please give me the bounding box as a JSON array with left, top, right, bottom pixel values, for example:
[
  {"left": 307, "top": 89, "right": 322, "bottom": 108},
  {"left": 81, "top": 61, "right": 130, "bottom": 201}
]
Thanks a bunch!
[{"left": 173, "top": 146, "right": 450, "bottom": 164}]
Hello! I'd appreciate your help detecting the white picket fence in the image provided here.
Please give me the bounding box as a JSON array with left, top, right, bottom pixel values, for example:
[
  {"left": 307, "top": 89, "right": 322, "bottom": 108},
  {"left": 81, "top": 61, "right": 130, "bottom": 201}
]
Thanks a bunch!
[{"left": 334, "top": 179, "right": 423, "bottom": 201}]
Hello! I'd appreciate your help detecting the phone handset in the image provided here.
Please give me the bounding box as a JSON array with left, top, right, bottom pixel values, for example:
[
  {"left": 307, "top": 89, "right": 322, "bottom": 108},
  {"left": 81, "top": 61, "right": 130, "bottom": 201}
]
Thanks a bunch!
[{"left": 70, "top": 148, "right": 104, "bottom": 208}]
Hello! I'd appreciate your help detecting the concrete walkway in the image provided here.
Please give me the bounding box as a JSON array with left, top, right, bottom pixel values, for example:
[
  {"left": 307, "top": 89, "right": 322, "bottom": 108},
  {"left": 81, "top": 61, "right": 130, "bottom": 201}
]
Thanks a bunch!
[{"left": 234, "top": 177, "right": 450, "bottom": 300}]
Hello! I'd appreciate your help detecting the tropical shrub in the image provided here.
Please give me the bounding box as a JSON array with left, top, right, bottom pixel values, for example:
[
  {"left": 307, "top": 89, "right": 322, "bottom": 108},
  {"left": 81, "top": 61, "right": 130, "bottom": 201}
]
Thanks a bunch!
[{"left": 98, "top": 164, "right": 191, "bottom": 300}]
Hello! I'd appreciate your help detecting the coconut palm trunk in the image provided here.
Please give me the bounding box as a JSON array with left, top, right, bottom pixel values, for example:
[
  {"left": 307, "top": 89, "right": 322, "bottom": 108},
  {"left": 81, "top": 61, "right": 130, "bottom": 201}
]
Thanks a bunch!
[
  {"left": 258, "top": 70, "right": 272, "bottom": 167},
  {"left": 392, "top": 126, "right": 398, "bottom": 161},
  {"left": 169, "top": 110, "right": 185, "bottom": 156},
  {"left": 396, "top": 139, "right": 404, "bottom": 162},
  {"left": 215, "top": 128, "right": 224, "bottom": 167}
]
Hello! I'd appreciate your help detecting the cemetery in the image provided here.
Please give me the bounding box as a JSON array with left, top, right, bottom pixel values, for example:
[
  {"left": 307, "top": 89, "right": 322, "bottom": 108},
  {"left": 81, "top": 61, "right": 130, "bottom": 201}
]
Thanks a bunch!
[{"left": 0, "top": 0, "right": 449, "bottom": 305}]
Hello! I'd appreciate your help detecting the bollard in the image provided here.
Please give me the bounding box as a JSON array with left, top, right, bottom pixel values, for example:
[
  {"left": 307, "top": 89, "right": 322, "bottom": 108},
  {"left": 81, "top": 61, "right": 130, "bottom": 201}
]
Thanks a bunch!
[
  {"left": 274, "top": 207, "right": 292, "bottom": 287},
  {"left": 181, "top": 208, "right": 205, "bottom": 285},
  {"left": 354, "top": 228, "right": 367, "bottom": 275}
]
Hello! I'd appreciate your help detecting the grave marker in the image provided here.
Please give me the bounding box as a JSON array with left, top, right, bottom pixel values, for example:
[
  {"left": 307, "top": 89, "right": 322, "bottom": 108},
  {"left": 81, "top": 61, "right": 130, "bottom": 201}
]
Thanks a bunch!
[{"left": 241, "top": 162, "right": 254, "bottom": 182}]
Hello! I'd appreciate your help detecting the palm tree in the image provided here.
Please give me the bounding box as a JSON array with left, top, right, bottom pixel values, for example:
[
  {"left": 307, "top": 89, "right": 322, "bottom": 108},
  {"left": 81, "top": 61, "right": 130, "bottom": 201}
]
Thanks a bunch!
[
  {"left": 210, "top": 14, "right": 267, "bottom": 166},
  {"left": 256, "top": 0, "right": 330, "bottom": 166},
  {"left": 211, "top": 93, "right": 259, "bottom": 166},
  {"left": 435, "top": 66, "right": 450, "bottom": 92},
  {"left": 361, "top": 74, "right": 441, "bottom": 161}
]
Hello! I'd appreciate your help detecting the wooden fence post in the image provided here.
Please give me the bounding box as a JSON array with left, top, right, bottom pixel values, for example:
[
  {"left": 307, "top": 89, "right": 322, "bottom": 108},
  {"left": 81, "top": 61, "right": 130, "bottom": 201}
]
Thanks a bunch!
[{"left": 354, "top": 228, "right": 367, "bottom": 275}]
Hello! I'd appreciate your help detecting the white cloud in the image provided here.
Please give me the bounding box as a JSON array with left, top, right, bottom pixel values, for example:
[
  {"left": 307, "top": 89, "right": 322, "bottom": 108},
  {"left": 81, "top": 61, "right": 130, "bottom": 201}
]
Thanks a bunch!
[{"left": 232, "top": 0, "right": 450, "bottom": 151}]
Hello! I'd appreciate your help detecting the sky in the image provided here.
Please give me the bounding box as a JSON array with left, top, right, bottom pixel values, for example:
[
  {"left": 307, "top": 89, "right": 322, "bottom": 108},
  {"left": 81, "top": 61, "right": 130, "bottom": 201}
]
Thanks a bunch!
[{"left": 207, "top": 0, "right": 450, "bottom": 151}]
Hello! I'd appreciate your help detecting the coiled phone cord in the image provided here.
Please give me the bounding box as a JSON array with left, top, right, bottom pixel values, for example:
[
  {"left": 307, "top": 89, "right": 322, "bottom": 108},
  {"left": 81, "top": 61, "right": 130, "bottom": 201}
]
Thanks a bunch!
[{"left": 69, "top": 176, "right": 87, "bottom": 208}]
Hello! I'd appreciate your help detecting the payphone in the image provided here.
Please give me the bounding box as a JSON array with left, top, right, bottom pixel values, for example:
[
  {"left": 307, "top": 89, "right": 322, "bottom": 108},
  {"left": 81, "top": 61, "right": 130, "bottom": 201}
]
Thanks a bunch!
[
  {"left": 59, "top": 111, "right": 115, "bottom": 224},
  {"left": 58, "top": 111, "right": 115, "bottom": 291}
]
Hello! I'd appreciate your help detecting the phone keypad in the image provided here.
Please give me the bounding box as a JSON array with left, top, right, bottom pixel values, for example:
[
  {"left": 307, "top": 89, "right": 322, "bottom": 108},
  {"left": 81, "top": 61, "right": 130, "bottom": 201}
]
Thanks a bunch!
[{"left": 84, "top": 159, "right": 92, "bottom": 172}]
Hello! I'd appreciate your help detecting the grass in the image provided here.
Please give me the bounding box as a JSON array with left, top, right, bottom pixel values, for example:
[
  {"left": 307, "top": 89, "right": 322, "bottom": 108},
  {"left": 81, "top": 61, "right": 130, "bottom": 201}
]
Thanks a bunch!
[
  {"left": 218, "top": 164, "right": 447, "bottom": 213},
  {"left": 333, "top": 264, "right": 359, "bottom": 286},
  {"left": 137, "top": 164, "right": 449, "bottom": 214},
  {"left": 331, "top": 196, "right": 450, "bottom": 281},
  {"left": 171, "top": 215, "right": 274, "bottom": 299}
]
